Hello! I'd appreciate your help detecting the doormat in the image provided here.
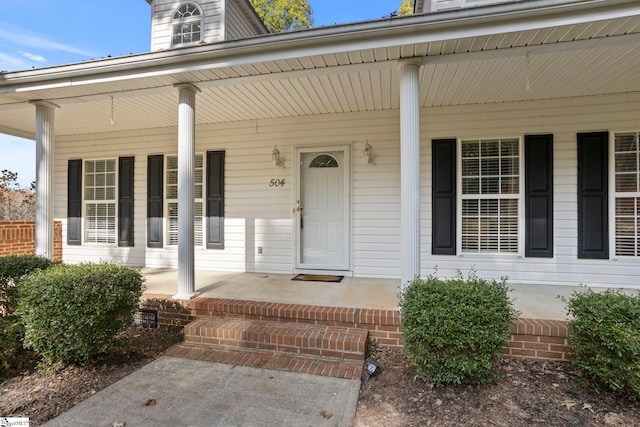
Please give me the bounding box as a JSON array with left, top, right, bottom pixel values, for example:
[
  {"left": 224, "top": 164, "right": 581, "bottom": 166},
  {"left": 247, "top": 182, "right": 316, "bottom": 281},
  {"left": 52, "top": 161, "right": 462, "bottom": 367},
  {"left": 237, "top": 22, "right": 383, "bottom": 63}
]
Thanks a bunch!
[{"left": 292, "top": 274, "right": 344, "bottom": 283}]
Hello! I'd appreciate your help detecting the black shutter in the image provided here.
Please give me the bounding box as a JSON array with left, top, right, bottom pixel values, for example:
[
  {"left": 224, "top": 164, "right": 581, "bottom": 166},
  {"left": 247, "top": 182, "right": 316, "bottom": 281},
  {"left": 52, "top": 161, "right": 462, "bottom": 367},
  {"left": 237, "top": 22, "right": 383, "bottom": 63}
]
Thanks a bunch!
[
  {"left": 432, "top": 139, "right": 456, "bottom": 255},
  {"left": 525, "top": 134, "right": 554, "bottom": 257},
  {"left": 67, "top": 159, "right": 83, "bottom": 246},
  {"left": 147, "top": 155, "right": 164, "bottom": 248},
  {"left": 118, "top": 156, "right": 135, "bottom": 247},
  {"left": 206, "top": 151, "right": 225, "bottom": 249},
  {"left": 577, "top": 132, "right": 609, "bottom": 259}
]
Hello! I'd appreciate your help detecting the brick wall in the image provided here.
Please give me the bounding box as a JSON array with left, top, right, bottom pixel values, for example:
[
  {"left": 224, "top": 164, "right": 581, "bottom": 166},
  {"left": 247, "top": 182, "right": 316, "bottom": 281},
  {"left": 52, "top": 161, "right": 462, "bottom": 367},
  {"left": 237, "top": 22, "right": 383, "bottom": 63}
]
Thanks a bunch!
[
  {"left": 0, "top": 221, "right": 62, "bottom": 261},
  {"left": 502, "top": 318, "right": 573, "bottom": 361},
  {"left": 370, "top": 317, "right": 573, "bottom": 361},
  {"left": 366, "top": 322, "right": 403, "bottom": 350},
  {"left": 141, "top": 295, "right": 573, "bottom": 361},
  {"left": 140, "top": 296, "right": 194, "bottom": 329},
  {"left": 370, "top": 318, "right": 574, "bottom": 361}
]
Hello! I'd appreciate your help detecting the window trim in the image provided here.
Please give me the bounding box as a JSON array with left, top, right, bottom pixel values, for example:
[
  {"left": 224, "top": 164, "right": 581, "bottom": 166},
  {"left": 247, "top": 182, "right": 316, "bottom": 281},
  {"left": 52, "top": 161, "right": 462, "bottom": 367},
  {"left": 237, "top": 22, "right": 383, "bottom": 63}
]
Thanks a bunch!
[
  {"left": 456, "top": 136, "right": 525, "bottom": 256},
  {"left": 82, "top": 158, "right": 118, "bottom": 245},
  {"left": 610, "top": 130, "right": 640, "bottom": 258},
  {"left": 171, "top": 2, "right": 204, "bottom": 47}
]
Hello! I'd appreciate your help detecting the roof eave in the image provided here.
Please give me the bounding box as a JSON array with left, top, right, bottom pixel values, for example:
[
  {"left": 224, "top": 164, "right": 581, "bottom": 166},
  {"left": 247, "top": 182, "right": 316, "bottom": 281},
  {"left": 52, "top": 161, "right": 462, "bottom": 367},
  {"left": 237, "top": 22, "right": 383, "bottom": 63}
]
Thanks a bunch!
[{"left": 1, "top": 0, "right": 639, "bottom": 94}]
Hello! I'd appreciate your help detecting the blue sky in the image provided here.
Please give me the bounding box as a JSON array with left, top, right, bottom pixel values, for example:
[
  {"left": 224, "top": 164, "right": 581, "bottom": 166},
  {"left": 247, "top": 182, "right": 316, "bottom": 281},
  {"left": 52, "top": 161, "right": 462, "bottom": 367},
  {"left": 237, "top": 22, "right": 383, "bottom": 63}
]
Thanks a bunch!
[{"left": 0, "top": 0, "right": 404, "bottom": 187}]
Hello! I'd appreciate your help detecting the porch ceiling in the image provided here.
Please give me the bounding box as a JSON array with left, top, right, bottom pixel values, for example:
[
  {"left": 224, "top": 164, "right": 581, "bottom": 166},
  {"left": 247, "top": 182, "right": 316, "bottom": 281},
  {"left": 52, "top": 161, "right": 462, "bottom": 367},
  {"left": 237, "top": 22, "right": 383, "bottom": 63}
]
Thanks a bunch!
[{"left": 0, "top": 7, "right": 639, "bottom": 139}]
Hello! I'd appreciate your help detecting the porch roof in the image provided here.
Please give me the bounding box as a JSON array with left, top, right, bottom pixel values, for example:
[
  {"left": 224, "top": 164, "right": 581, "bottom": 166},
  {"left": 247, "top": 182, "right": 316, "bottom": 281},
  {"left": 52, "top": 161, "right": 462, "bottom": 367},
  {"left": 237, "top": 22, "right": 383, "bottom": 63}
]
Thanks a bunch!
[{"left": 0, "top": 0, "right": 639, "bottom": 139}]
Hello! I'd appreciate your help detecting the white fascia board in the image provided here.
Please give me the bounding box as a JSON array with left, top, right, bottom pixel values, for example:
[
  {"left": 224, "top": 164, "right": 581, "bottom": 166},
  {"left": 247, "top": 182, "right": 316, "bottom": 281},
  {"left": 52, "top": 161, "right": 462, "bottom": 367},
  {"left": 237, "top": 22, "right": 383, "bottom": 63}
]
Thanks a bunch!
[
  {"left": 0, "top": 0, "right": 638, "bottom": 95},
  {"left": 423, "top": 31, "right": 640, "bottom": 65}
]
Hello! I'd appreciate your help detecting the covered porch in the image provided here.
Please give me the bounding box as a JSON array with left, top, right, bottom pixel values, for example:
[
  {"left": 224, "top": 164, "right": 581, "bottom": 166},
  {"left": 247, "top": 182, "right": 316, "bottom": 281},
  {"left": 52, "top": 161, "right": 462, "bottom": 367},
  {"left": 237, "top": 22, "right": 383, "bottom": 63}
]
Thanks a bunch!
[
  {"left": 140, "top": 268, "right": 576, "bottom": 321},
  {"left": 141, "top": 268, "right": 582, "bottom": 364},
  {"left": 2, "top": 0, "right": 640, "bottom": 303}
]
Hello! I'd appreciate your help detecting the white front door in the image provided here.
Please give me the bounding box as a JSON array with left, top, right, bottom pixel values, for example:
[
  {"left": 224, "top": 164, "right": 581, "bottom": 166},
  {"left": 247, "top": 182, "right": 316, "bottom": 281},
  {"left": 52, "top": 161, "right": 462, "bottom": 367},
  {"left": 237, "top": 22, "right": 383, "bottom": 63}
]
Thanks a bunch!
[{"left": 295, "top": 147, "right": 350, "bottom": 271}]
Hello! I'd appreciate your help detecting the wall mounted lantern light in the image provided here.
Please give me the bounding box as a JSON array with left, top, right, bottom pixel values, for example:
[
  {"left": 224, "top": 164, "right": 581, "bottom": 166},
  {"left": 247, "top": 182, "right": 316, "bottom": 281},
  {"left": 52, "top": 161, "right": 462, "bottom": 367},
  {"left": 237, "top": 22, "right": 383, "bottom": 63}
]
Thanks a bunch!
[
  {"left": 272, "top": 145, "right": 284, "bottom": 168},
  {"left": 363, "top": 142, "right": 374, "bottom": 165}
]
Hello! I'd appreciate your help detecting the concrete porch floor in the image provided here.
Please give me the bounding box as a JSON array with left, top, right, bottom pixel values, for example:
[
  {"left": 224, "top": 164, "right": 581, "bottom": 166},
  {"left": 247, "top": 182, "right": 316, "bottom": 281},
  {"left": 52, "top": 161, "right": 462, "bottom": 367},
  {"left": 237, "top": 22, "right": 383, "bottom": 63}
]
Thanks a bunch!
[{"left": 138, "top": 268, "right": 605, "bottom": 321}]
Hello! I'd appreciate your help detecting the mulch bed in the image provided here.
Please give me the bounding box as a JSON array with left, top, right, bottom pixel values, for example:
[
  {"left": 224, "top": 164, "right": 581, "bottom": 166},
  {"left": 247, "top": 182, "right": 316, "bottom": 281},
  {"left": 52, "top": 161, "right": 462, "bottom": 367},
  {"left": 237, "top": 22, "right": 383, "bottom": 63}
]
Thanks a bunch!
[
  {"left": 354, "top": 340, "right": 640, "bottom": 426},
  {"left": 1, "top": 329, "right": 639, "bottom": 426},
  {"left": 0, "top": 327, "right": 183, "bottom": 426}
]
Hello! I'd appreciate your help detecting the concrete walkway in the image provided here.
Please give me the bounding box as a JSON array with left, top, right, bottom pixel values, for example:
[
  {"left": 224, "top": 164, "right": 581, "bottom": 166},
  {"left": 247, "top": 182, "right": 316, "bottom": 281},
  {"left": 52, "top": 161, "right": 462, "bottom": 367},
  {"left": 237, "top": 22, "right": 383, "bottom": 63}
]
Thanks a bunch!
[
  {"left": 42, "top": 272, "right": 640, "bottom": 427},
  {"left": 44, "top": 357, "right": 360, "bottom": 427}
]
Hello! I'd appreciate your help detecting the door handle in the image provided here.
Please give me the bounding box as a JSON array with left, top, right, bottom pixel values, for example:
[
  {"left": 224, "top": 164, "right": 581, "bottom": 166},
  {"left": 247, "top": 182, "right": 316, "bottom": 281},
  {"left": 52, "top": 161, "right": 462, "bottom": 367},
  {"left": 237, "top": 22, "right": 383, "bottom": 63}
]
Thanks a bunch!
[{"left": 295, "top": 200, "right": 303, "bottom": 212}]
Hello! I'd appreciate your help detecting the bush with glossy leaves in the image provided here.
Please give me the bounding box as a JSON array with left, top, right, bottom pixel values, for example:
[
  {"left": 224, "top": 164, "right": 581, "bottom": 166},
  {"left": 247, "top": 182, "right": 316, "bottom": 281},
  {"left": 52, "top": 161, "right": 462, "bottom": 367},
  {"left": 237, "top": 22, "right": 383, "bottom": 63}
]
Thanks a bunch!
[
  {"left": 18, "top": 262, "right": 144, "bottom": 365},
  {"left": 400, "top": 271, "right": 518, "bottom": 385},
  {"left": 565, "top": 288, "right": 640, "bottom": 400}
]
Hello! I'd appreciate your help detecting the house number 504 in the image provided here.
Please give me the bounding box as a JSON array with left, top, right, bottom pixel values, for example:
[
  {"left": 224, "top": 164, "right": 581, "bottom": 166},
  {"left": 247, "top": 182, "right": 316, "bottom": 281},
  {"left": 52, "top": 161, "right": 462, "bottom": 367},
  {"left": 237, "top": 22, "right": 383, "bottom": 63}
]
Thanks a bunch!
[{"left": 269, "top": 179, "right": 285, "bottom": 187}]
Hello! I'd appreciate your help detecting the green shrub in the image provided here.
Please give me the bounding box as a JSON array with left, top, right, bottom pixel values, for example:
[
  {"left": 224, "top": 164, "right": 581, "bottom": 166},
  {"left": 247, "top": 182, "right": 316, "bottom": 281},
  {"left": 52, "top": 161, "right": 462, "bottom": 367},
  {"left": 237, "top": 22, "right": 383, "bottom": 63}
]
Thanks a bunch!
[
  {"left": 400, "top": 271, "right": 519, "bottom": 385},
  {"left": 0, "top": 255, "right": 56, "bottom": 314},
  {"left": 565, "top": 288, "right": 640, "bottom": 400},
  {"left": 0, "top": 255, "right": 55, "bottom": 368},
  {"left": 18, "top": 262, "right": 145, "bottom": 365}
]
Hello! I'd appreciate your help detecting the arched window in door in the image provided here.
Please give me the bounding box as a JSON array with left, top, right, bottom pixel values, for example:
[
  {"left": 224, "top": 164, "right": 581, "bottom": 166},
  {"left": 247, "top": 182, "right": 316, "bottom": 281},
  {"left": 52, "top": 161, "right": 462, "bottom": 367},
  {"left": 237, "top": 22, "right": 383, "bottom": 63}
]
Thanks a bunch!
[{"left": 309, "top": 154, "right": 339, "bottom": 168}]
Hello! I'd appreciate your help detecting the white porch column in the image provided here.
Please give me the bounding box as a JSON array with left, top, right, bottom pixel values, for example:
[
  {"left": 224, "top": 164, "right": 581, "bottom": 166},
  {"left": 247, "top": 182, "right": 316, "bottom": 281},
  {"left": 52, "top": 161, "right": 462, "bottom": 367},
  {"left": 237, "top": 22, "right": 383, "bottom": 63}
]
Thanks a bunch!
[
  {"left": 398, "top": 59, "right": 422, "bottom": 288},
  {"left": 174, "top": 83, "right": 201, "bottom": 300},
  {"left": 31, "top": 101, "right": 59, "bottom": 260}
]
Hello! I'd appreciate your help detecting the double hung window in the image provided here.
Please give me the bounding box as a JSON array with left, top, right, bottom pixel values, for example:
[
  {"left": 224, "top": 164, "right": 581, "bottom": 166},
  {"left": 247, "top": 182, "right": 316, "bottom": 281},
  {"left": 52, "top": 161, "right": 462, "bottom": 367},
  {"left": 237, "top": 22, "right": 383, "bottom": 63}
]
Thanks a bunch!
[
  {"left": 84, "top": 159, "right": 117, "bottom": 244},
  {"left": 166, "top": 154, "right": 204, "bottom": 246},
  {"left": 614, "top": 132, "right": 640, "bottom": 256},
  {"left": 461, "top": 138, "right": 520, "bottom": 253}
]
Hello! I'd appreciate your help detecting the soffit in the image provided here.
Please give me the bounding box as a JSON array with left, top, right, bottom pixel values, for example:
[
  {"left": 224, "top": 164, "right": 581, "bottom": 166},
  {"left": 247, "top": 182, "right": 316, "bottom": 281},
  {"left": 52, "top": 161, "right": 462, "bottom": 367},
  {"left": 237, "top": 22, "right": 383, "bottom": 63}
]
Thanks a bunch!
[{"left": 0, "top": 13, "right": 639, "bottom": 137}]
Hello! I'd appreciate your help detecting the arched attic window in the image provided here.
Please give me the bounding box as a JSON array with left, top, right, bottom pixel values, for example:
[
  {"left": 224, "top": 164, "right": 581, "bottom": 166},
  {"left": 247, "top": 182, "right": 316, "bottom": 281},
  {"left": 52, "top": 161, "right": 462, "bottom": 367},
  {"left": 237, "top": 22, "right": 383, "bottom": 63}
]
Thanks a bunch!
[{"left": 172, "top": 3, "right": 203, "bottom": 46}]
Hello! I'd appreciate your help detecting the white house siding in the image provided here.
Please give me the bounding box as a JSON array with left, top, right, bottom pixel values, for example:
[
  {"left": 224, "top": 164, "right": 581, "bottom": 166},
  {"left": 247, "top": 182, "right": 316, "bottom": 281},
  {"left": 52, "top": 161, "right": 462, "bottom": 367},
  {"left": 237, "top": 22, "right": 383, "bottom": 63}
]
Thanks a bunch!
[
  {"left": 54, "top": 91, "right": 640, "bottom": 288},
  {"left": 421, "top": 92, "right": 640, "bottom": 289},
  {"left": 150, "top": 0, "right": 224, "bottom": 51},
  {"left": 53, "top": 130, "right": 173, "bottom": 266},
  {"left": 225, "top": 0, "right": 262, "bottom": 40},
  {"left": 54, "top": 111, "right": 403, "bottom": 277}
]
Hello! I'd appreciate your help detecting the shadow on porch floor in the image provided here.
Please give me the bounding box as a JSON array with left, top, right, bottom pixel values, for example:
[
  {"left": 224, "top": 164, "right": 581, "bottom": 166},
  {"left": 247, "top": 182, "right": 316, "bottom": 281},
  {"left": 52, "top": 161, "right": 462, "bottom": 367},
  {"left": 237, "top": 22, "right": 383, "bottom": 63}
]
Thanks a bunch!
[{"left": 139, "top": 268, "right": 595, "bottom": 321}]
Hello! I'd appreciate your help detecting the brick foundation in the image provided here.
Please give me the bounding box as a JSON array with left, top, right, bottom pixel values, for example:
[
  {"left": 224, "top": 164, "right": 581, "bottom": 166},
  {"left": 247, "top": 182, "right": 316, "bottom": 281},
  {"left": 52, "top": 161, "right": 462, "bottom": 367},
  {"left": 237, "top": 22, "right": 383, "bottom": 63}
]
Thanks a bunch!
[
  {"left": 142, "top": 295, "right": 573, "bottom": 361},
  {"left": 502, "top": 318, "right": 574, "bottom": 361},
  {"left": 0, "top": 221, "right": 62, "bottom": 261},
  {"left": 189, "top": 297, "right": 404, "bottom": 351},
  {"left": 140, "top": 296, "right": 194, "bottom": 328}
]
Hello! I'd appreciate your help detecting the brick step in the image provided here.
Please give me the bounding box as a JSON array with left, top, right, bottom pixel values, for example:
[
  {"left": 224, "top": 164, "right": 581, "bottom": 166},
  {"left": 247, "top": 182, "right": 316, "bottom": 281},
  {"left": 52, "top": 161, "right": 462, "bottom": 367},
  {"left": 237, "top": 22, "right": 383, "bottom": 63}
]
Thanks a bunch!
[
  {"left": 165, "top": 342, "right": 364, "bottom": 380},
  {"left": 189, "top": 298, "right": 400, "bottom": 329},
  {"left": 184, "top": 317, "right": 368, "bottom": 361}
]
